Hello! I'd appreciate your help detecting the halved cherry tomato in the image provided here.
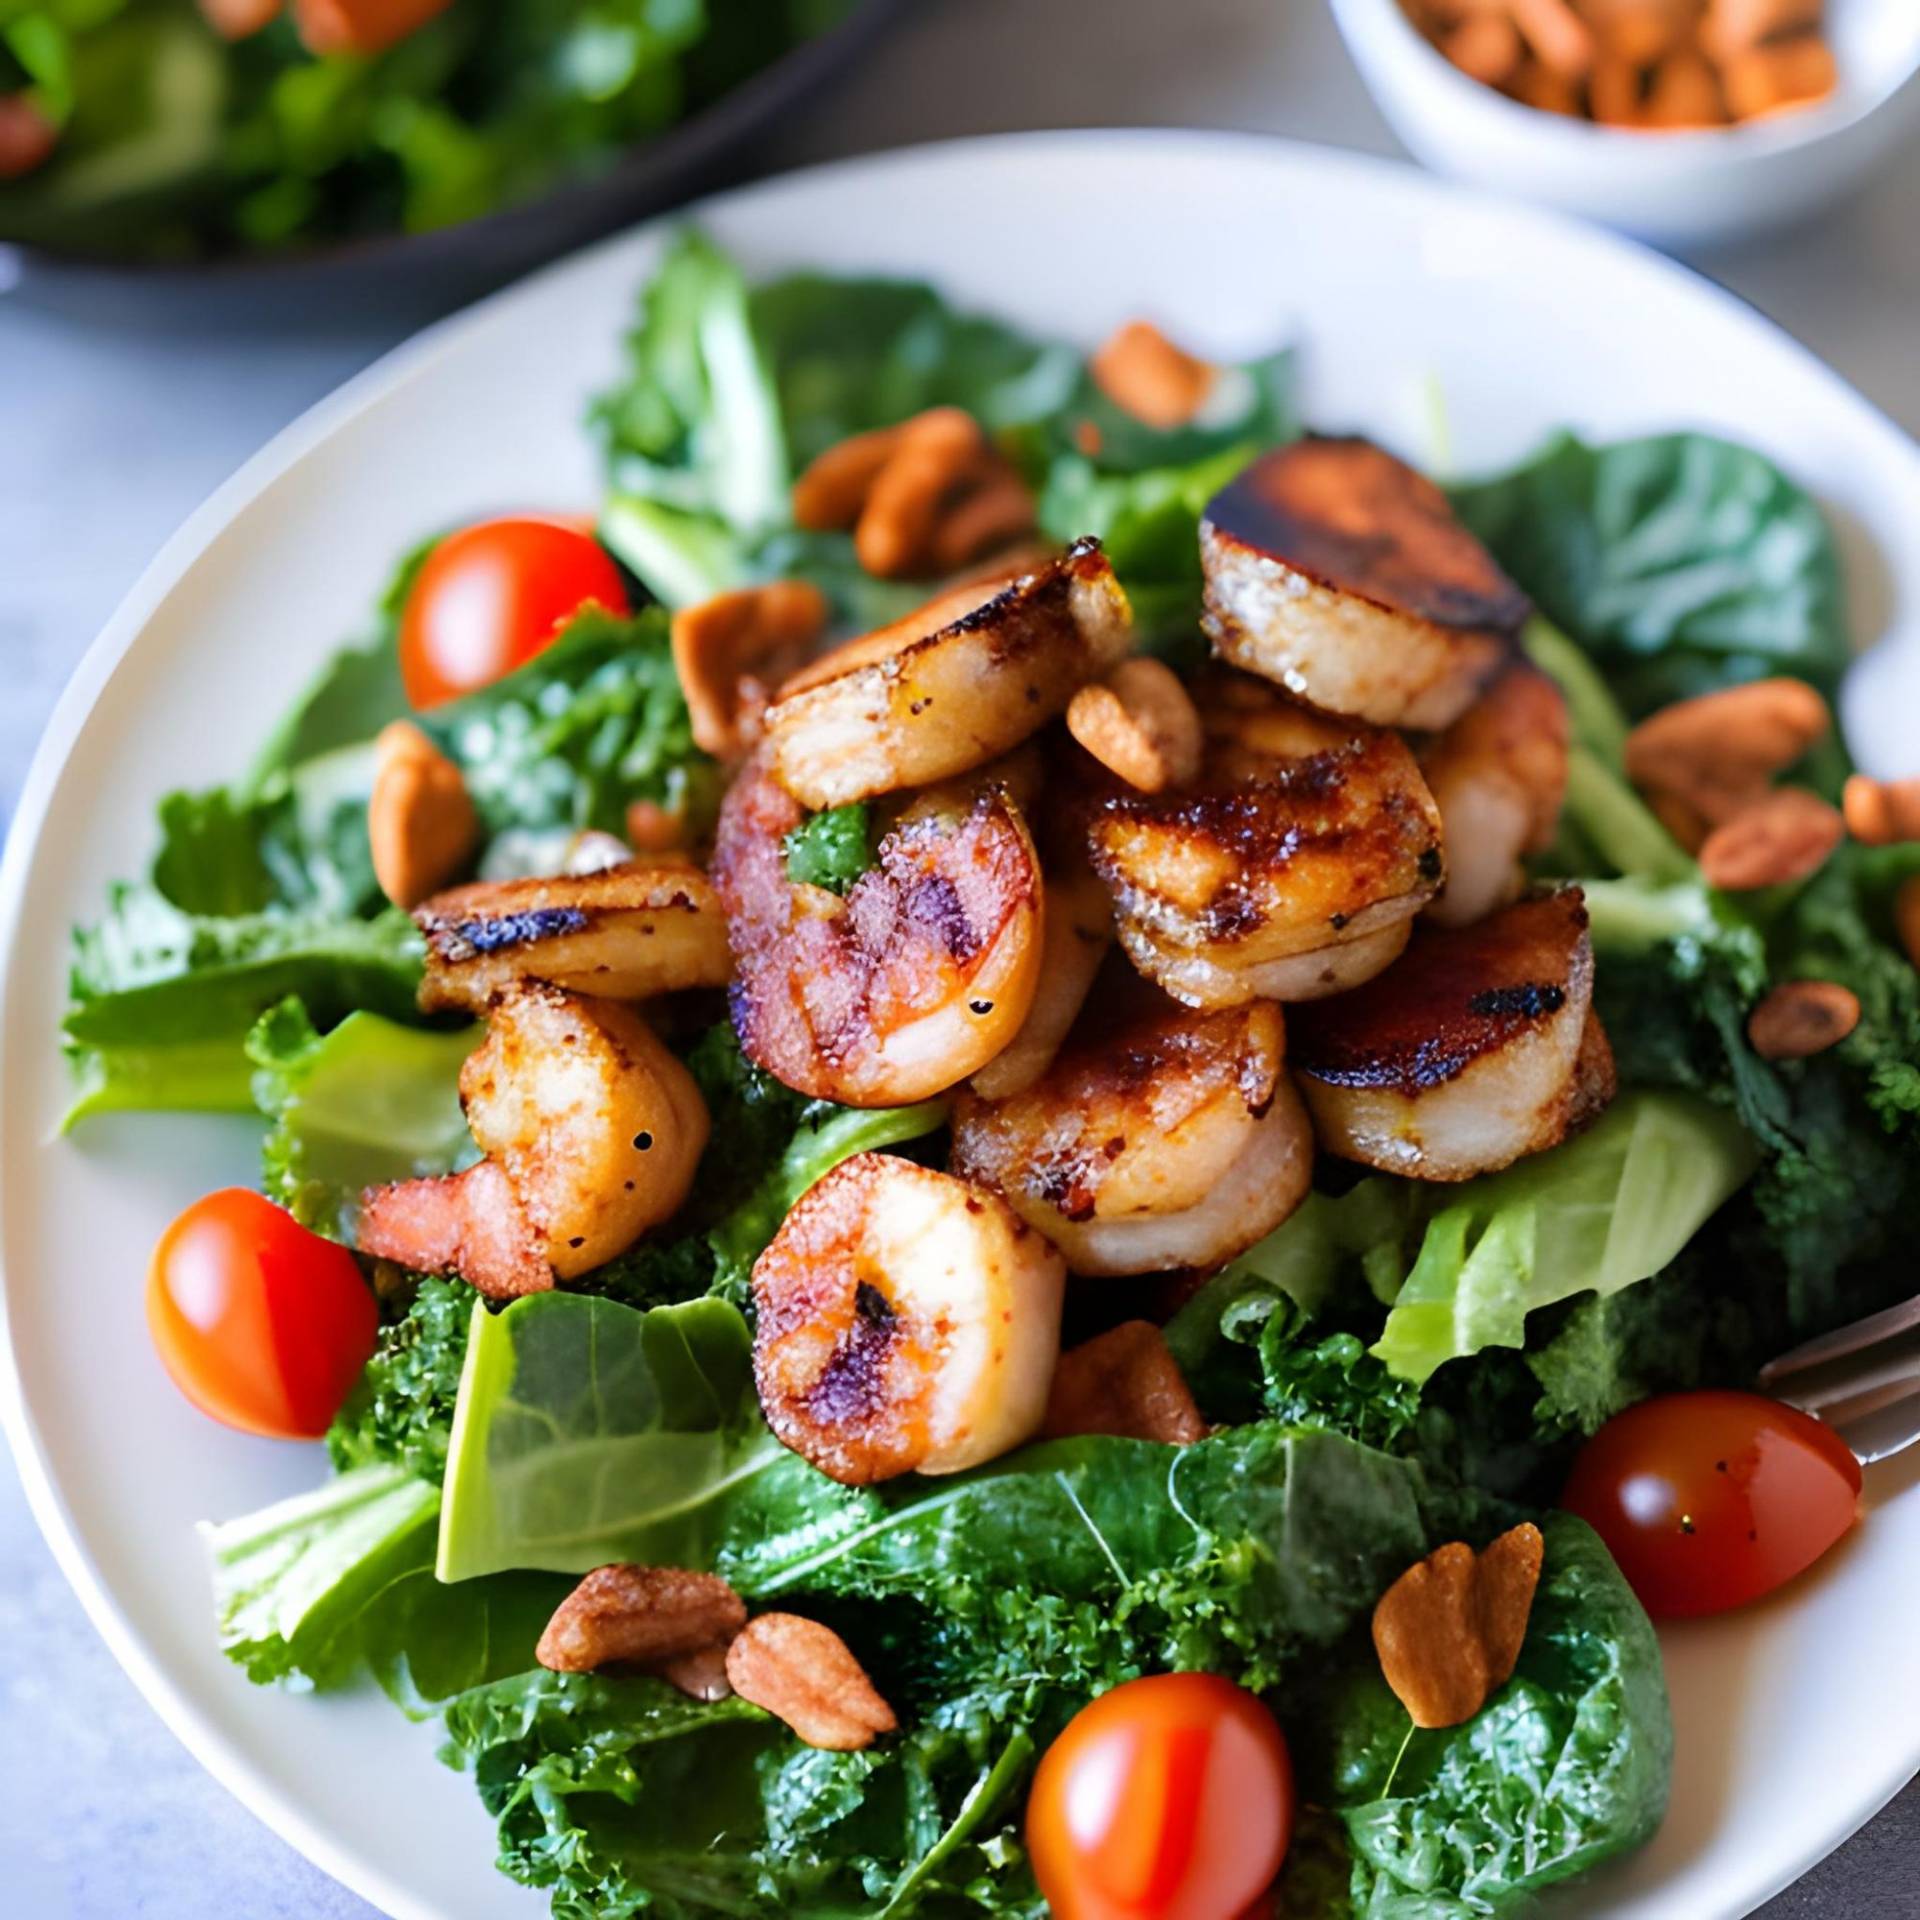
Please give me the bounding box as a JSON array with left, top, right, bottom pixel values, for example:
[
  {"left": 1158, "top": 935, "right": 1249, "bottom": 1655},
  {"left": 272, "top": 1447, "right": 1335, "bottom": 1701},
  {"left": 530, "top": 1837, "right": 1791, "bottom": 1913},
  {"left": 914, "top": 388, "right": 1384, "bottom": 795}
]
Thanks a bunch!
[
  {"left": 1026, "top": 1672, "right": 1294, "bottom": 1920},
  {"left": 147, "top": 1189, "right": 379, "bottom": 1439},
  {"left": 1560, "top": 1389, "right": 1862, "bottom": 1620},
  {"left": 398, "top": 515, "right": 629, "bottom": 709}
]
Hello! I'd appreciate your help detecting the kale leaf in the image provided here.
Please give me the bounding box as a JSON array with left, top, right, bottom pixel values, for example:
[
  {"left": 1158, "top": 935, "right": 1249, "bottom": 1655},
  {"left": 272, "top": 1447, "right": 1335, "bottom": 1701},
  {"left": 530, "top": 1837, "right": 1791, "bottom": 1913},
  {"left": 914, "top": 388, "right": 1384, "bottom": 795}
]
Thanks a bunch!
[
  {"left": 782, "top": 801, "right": 876, "bottom": 894},
  {"left": 327, "top": 1276, "right": 477, "bottom": 1487},
  {"left": 1451, "top": 430, "right": 1849, "bottom": 716}
]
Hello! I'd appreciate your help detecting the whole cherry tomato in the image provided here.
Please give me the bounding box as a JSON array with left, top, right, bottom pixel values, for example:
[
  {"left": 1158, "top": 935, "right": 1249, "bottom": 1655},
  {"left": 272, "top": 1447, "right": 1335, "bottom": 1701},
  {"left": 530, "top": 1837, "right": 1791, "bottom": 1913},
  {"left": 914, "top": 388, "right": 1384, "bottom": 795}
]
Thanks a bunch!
[
  {"left": 1561, "top": 1389, "right": 1862, "bottom": 1619},
  {"left": 1027, "top": 1672, "right": 1294, "bottom": 1920},
  {"left": 148, "top": 1188, "right": 379, "bottom": 1439},
  {"left": 398, "top": 515, "right": 629, "bottom": 708}
]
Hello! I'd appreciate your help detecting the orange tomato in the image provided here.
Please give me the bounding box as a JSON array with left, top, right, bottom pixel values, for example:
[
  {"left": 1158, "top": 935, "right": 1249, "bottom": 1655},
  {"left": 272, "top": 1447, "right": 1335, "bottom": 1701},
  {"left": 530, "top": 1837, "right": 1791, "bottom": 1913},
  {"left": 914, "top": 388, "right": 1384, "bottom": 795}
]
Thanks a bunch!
[
  {"left": 1027, "top": 1672, "right": 1294, "bottom": 1920},
  {"left": 1561, "top": 1389, "right": 1862, "bottom": 1618},
  {"left": 147, "top": 1189, "right": 379, "bottom": 1439},
  {"left": 398, "top": 515, "right": 630, "bottom": 709}
]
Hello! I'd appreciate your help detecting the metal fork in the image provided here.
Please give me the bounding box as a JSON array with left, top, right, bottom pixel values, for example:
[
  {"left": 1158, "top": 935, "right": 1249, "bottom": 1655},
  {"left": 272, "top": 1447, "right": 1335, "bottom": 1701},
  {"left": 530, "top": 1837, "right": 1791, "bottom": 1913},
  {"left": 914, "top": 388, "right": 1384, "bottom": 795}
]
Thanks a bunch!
[{"left": 1759, "top": 1294, "right": 1920, "bottom": 1464}]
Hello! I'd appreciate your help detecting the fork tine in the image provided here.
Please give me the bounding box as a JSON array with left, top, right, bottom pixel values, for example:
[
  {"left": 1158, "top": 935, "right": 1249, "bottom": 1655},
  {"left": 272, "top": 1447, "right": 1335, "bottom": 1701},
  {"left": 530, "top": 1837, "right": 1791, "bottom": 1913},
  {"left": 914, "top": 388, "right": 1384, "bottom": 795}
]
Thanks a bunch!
[
  {"left": 1758, "top": 1291, "right": 1920, "bottom": 1385},
  {"left": 1769, "top": 1345, "right": 1920, "bottom": 1419}
]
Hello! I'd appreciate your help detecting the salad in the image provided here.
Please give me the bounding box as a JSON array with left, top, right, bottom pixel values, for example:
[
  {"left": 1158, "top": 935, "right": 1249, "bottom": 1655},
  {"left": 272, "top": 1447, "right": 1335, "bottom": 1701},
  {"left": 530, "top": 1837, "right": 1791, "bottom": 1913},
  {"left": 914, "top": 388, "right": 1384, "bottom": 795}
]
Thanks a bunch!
[
  {"left": 0, "top": 0, "right": 855, "bottom": 259},
  {"left": 65, "top": 230, "right": 1920, "bottom": 1919}
]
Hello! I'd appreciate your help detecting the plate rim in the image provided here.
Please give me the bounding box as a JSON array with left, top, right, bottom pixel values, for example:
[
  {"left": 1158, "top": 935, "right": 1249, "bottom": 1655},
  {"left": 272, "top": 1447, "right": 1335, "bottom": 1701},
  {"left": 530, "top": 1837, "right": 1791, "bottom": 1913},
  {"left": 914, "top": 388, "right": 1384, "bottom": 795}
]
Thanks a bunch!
[{"left": 3, "top": 125, "right": 1916, "bottom": 1920}]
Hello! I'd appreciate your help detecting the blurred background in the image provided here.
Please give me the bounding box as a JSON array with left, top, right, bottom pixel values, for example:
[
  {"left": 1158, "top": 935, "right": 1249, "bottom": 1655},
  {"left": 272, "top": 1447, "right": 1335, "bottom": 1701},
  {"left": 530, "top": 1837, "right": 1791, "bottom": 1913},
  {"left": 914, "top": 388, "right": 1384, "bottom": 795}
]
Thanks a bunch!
[{"left": 2, "top": 1, "right": 1917, "bottom": 1913}]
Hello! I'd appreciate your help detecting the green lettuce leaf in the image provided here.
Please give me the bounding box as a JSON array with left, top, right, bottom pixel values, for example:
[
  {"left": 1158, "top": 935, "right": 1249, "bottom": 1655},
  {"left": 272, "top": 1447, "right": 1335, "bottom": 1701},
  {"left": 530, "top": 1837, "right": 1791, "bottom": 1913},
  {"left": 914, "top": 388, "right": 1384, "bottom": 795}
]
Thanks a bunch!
[
  {"left": 591, "top": 228, "right": 790, "bottom": 534},
  {"left": 437, "top": 1293, "right": 783, "bottom": 1581},
  {"left": 62, "top": 891, "right": 423, "bottom": 1126},
  {"left": 1373, "top": 1091, "right": 1756, "bottom": 1383},
  {"left": 247, "top": 996, "right": 478, "bottom": 1240},
  {"left": 1451, "top": 430, "right": 1848, "bottom": 716},
  {"left": 202, "top": 1463, "right": 441, "bottom": 1687}
]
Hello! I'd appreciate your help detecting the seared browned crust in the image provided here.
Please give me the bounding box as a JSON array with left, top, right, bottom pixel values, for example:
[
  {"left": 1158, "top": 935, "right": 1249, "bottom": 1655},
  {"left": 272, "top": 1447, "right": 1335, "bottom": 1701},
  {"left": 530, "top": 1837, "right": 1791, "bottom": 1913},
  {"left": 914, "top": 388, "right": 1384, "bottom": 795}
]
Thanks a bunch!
[
  {"left": 712, "top": 747, "right": 1041, "bottom": 1104},
  {"left": 953, "top": 996, "right": 1283, "bottom": 1225},
  {"left": 1086, "top": 672, "right": 1444, "bottom": 967},
  {"left": 1291, "top": 889, "right": 1592, "bottom": 1095},
  {"left": 415, "top": 861, "right": 730, "bottom": 1013},
  {"left": 761, "top": 536, "right": 1133, "bottom": 808},
  {"left": 1204, "top": 437, "right": 1530, "bottom": 635}
]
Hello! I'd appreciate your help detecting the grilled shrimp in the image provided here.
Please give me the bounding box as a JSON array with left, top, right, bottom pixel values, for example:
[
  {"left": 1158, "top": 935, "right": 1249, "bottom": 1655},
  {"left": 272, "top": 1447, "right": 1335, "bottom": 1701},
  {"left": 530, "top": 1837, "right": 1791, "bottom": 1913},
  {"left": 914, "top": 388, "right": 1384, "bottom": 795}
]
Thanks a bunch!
[
  {"left": 1290, "top": 888, "right": 1615, "bottom": 1182},
  {"left": 713, "top": 746, "right": 1044, "bottom": 1105},
  {"left": 760, "top": 537, "right": 1132, "bottom": 808},
  {"left": 752, "top": 1153, "right": 1066, "bottom": 1484},
  {"left": 1200, "top": 438, "right": 1526, "bottom": 730},
  {"left": 967, "top": 845, "right": 1113, "bottom": 1099},
  {"left": 414, "top": 861, "right": 733, "bottom": 1014},
  {"left": 358, "top": 984, "right": 708, "bottom": 1296},
  {"left": 951, "top": 989, "right": 1314, "bottom": 1275},
  {"left": 1421, "top": 662, "right": 1571, "bottom": 928},
  {"left": 1086, "top": 670, "right": 1445, "bottom": 1007}
]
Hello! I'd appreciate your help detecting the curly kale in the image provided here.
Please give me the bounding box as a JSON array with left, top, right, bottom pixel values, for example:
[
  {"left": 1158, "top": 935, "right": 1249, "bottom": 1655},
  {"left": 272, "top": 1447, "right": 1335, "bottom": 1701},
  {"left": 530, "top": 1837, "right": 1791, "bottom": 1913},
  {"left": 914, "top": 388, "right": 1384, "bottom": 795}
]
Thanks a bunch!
[{"left": 327, "top": 1279, "right": 474, "bottom": 1486}]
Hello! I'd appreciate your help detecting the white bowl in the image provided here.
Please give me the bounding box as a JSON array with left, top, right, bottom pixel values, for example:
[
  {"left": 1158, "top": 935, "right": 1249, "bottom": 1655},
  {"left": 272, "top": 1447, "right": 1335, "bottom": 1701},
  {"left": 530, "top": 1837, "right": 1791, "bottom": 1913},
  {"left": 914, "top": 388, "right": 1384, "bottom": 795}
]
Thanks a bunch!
[{"left": 1330, "top": 0, "right": 1920, "bottom": 249}]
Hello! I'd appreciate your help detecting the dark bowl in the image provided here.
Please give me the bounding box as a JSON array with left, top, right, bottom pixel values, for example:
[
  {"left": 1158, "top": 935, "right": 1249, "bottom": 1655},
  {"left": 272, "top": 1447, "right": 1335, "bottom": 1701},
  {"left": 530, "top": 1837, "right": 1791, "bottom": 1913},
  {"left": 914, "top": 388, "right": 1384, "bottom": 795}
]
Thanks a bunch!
[{"left": 0, "top": 0, "right": 906, "bottom": 322}]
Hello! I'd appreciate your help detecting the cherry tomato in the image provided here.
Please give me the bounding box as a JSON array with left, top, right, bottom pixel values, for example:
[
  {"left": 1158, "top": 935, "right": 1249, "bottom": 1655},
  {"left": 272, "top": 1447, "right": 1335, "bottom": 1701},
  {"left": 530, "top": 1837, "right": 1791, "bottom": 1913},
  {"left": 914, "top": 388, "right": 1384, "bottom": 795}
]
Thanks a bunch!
[
  {"left": 1561, "top": 1389, "right": 1862, "bottom": 1620},
  {"left": 1027, "top": 1672, "right": 1294, "bottom": 1920},
  {"left": 147, "top": 1189, "right": 379, "bottom": 1439},
  {"left": 398, "top": 516, "right": 629, "bottom": 708}
]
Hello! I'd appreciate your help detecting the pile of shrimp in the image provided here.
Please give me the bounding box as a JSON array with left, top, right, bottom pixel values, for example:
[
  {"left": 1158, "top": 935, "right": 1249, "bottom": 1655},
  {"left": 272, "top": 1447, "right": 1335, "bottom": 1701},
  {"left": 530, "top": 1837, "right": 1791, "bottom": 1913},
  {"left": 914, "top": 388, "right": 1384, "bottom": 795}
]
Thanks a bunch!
[{"left": 359, "top": 387, "right": 1608, "bottom": 1486}]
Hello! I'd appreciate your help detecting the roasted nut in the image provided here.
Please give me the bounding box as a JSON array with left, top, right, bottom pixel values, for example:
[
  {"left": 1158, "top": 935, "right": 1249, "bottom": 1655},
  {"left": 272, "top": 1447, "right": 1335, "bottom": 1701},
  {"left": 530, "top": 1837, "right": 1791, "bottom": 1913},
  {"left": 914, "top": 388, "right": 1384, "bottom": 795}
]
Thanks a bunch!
[
  {"left": 793, "top": 424, "right": 906, "bottom": 531},
  {"left": 928, "top": 467, "right": 1039, "bottom": 575},
  {"left": 1624, "top": 678, "right": 1830, "bottom": 826},
  {"left": 656, "top": 1643, "right": 735, "bottom": 1703},
  {"left": 1720, "top": 30, "right": 1836, "bottom": 119},
  {"left": 1066, "top": 657, "right": 1204, "bottom": 794},
  {"left": 626, "top": 797, "right": 691, "bottom": 854},
  {"left": 536, "top": 1565, "right": 747, "bottom": 1674},
  {"left": 1842, "top": 774, "right": 1920, "bottom": 847},
  {"left": 1701, "top": 0, "right": 1822, "bottom": 61},
  {"left": 672, "top": 580, "right": 829, "bottom": 759},
  {"left": 1373, "top": 1522, "right": 1545, "bottom": 1731},
  {"left": 1698, "top": 787, "right": 1844, "bottom": 892},
  {"left": 1442, "top": 11, "right": 1523, "bottom": 85},
  {"left": 854, "top": 408, "right": 987, "bottom": 579},
  {"left": 1043, "top": 1321, "right": 1208, "bottom": 1445},
  {"left": 1747, "top": 980, "right": 1862, "bottom": 1060},
  {"left": 1511, "top": 54, "right": 1581, "bottom": 113},
  {"left": 1089, "top": 321, "right": 1217, "bottom": 431},
  {"left": 1896, "top": 877, "right": 1920, "bottom": 972},
  {"left": 1509, "top": 0, "right": 1595, "bottom": 78},
  {"left": 1642, "top": 49, "right": 1727, "bottom": 128},
  {"left": 725, "top": 1613, "right": 897, "bottom": 1752},
  {"left": 1585, "top": 0, "right": 1694, "bottom": 65},
  {"left": 369, "top": 720, "right": 479, "bottom": 910}
]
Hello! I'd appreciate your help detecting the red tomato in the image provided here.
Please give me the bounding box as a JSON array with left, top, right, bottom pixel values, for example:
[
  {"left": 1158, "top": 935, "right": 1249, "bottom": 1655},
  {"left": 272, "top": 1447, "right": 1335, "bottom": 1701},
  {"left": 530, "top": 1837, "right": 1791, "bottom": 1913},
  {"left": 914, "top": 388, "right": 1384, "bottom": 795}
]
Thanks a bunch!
[
  {"left": 398, "top": 516, "right": 629, "bottom": 708},
  {"left": 147, "top": 1189, "right": 379, "bottom": 1439},
  {"left": 1027, "top": 1673, "right": 1294, "bottom": 1920},
  {"left": 1561, "top": 1389, "right": 1862, "bottom": 1620}
]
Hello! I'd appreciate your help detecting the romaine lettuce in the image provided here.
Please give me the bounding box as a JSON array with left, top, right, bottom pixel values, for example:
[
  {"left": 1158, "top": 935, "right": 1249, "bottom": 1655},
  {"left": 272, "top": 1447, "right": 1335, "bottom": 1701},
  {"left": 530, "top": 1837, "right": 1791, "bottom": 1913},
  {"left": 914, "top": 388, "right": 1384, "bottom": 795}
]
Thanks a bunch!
[
  {"left": 1373, "top": 1092, "right": 1756, "bottom": 1384},
  {"left": 248, "top": 996, "right": 478, "bottom": 1240}
]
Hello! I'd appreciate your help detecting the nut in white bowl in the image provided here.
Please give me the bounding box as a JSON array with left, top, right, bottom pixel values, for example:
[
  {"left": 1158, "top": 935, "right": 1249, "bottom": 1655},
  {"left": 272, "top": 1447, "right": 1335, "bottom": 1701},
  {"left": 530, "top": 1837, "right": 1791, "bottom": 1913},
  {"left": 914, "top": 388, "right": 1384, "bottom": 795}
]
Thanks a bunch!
[{"left": 1330, "top": 0, "right": 1920, "bottom": 248}]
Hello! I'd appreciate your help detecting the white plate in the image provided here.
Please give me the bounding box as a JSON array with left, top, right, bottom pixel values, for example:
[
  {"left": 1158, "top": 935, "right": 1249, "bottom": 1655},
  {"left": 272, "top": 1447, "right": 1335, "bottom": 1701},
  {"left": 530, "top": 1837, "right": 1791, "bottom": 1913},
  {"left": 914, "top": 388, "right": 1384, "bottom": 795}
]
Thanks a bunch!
[{"left": 3, "top": 131, "right": 1918, "bottom": 1920}]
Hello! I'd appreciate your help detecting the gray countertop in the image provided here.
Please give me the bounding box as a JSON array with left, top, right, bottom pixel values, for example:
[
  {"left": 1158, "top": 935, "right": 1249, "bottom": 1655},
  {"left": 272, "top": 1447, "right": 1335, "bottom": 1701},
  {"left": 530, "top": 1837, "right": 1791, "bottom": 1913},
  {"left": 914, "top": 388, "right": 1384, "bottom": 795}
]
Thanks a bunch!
[{"left": 1, "top": 1, "right": 1915, "bottom": 1913}]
